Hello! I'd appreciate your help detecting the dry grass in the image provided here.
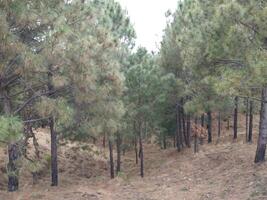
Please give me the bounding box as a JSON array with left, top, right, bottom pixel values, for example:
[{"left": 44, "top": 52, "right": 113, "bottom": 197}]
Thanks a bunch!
[{"left": 0, "top": 115, "right": 267, "bottom": 200}]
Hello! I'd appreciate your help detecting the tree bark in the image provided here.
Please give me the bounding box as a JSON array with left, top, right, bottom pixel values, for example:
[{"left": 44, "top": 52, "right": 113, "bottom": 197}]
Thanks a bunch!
[
  {"left": 47, "top": 66, "right": 59, "bottom": 186},
  {"left": 176, "top": 104, "right": 181, "bottom": 152},
  {"left": 201, "top": 114, "right": 204, "bottom": 127},
  {"left": 233, "top": 96, "right": 238, "bottom": 140},
  {"left": 50, "top": 117, "right": 58, "bottom": 186},
  {"left": 194, "top": 117, "right": 198, "bottom": 153},
  {"left": 255, "top": 87, "right": 267, "bottom": 163},
  {"left": 138, "top": 121, "right": 144, "bottom": 178},
  {"left": 186, "top": 115, "right": 191, "bottom": 148},
  {"left": 182, "top": 108, "right": 186, "bottom": 147},
  {"left": 116, "top": 133, "right": 121, "bottom": 174},
  {"left": 108, "top": 138, "right": 115, "bottom": 178},
  {"left": 133, "top": 121, "right": 138, "bottom": 164},
  {"left": 1, "top": 89, "right": 20, "bottom": 192},
  {"left": 207, "top": 111, "right": 212, "bottom": 143},
  {"left": 163, "top": 133, "right": 167, "bottom": 150},
  {"left": 245, "top": 98, "right": 249, "bottom": 142},
  {"left": 7, "top": 143, "right": 19, "bottom": 192},
  {"left": 248, "top": 100, "right": 253, "bottom": 143},
  {"left": 173, "top": 132, "right": 176, "bottom": 148},
  {"left": 200, "top": 114, "right": 204, "bottom": 145}
]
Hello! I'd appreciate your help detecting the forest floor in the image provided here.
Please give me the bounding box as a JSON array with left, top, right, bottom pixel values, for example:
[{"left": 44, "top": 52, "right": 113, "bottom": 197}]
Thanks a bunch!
[{"left": 1, "top": 116, "right": 267, "bottom": 200}]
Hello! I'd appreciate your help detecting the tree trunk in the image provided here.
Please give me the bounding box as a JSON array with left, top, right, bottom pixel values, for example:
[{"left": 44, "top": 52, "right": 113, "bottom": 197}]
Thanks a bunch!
[
  {"left": 163, "top": 133, "right": 167, "bottom": 150},
  {"left": 7, "top": 143, "right": 19, "bottom": 192},
  {"left": 47, "top": 67, "right": 59, "bottom": 186},
  {"left": 201, "top": 114, "right": 204, "bottom": 127},
  {"left": 2, "top": 89, "right": 20, "bottom": 192},
  {"left": 176, "top": 104, "right": 181, "bottom": 152},
  {"left": 227, "top": 118, "right": 230, "bottom": 130},
  {"left": 50, "top": 117, "right": 58, "bottom": 186},
  {"left": 200, "top": 114, "right": 204, "bottom": 145},
  {"left": 248, "top": 100, "right": 253, "bottom": 143},
  {"left": 218, "top": 112, "right": 221, "bottom": 138},
  {"left": 245, "top": 98, "right": 249, "bottom": 142},
  {"left": 173, "top": 132, "right": 176, "bottom": 148},
  {"left": 179, "top": 109, "right": 183, "bottom": 150},
  {"left": 194, "top": 117, "right": 198, "bottom": 153},
  {"left": 233, "top": 96, "right": 238, "bottom": 140},
  {"left": 116, "top": 133, "right": 121, "bottom": 174},
  {"left": 108, "top": 138, "right": 115, "bottom": 178},
  {"left": 138, "top": 121, "right": 144, "bottom": 178},
  {"left": 182, "top": 109, "right": 186, "bottom": 147},
  {"left": 207, "top": 111, "right": 212, "bottom": 143},
  {"left": 186, "top": 115, "right": 191, "bottom": 148},
  {"left": 255, "top": 87, "right": 267, "bottom": 163}
]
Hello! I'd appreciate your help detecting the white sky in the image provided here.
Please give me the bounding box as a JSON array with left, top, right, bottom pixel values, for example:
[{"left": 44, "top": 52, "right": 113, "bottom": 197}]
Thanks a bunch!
[{"left": 116, "top": 0, "right": 178, "bottom": 52}]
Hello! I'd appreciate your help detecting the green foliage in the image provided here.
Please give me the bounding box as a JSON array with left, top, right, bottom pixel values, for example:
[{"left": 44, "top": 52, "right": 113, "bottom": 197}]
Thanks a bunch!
[
  {"left": 0, "top": 116, "right": 23, "bottom": 143},
  {"left": 160, "top": 0, "right": 267, "bottom": 120},
  {"left": 1, "top": 0, "right": 136, "bottom": 143}
]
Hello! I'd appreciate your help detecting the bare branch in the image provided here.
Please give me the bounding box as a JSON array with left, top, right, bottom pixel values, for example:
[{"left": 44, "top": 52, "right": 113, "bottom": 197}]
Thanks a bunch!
[{"left": 23, "top": 117, "right": 50, "bottom": 124}]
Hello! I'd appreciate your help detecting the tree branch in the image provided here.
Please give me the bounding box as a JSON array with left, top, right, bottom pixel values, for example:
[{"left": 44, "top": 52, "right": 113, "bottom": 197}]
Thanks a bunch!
[{"left": 23, "top": 117, "right": 51, "bottom": 124}]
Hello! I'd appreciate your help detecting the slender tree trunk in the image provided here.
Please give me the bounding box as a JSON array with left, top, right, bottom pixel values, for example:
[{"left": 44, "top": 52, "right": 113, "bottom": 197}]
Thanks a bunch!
[
  {"left": 173, "top": 132, "right": 176, "bottom": 148},
  {"left": 186, "top": 115, "right": 191, "bottom": 148},
  {"left": 7, "top": 143, "right": 19, "bottom": 192},
  {"left": 200, "top": 114, "right": 204, "bottom": 145},
  {"left": 47, "top": 67, "right": 59, "bottom": 186},
  {"left": 50, "top": 117, "right": 58, "bottom": 186},
  {"left": 2, "top": 89, "right": 20, "bottom": 192},
  {"left": 218, "top": 112, "right": 221, "bottom": 138},
  {"left": 116, "top": 133, "right": 121, "bottom": 174},
  {"left": 163, "top": 133, "right": 167, "bottom": 150},
  {"left": 176, "top": 104, "right": 181, "bottom": 152},
  {"left": 138, "top": 121, "right": 144, "bottom": 178},
  {"left": 255, "top": 87, "right": 267, "bottom": 163},
  {"left": 207, "top": 111, "right": 212, "bottom": 143},
  {"left": 182, "top": 109, "right": 187, "bottom": 147},
  {"left": 173, "top": 110, "right": 177, "bottom": 148},
  {"left": 227, "top": 118, "right": 230, "bottom": 130},
  {"left": 179, "top": 107, "right": 183, "bottom": 150},
  {"left": 194, "top": 118, "right": 198, "bottom": 153},
  {"left": 133, "top": 121, "right": 138, "bottom": 164},
  {"left": 245, "top": 98, "right": 249, "bottom": 142},
  {"left": 233, "top": 97, "right": 238, "bottom": 140},
  {"left": 134, "top": 134, "right": 138, "bottom": 165},
  {"left": 201, "top": 114, "right": 204, "bottom": 127},
  {"left": 108, "top": 138, "right": 115, "bottom": 178},
  {"left": 248, "top": 100, "right": 253, "bottom": 143}
]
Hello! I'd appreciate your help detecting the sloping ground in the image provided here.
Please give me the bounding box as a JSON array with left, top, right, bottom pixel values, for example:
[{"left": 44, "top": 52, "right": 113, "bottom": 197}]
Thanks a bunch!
[
  {"left": 1, "top": 116, "right": 267, "bottom": 200},
  {"left": 1, "top": 141, "right": 267, "bottom": 200},
  {"left": 102, "top": 142, "right": 267, "bottom": 200}
]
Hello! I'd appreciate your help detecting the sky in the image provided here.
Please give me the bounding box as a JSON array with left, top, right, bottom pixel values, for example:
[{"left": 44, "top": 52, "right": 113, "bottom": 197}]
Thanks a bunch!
[{"left": 116, "top": 0, "right": 178, "bottom": 52}]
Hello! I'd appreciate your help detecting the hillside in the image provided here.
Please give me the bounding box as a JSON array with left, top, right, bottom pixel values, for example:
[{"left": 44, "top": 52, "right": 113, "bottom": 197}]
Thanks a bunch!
[{"left": 0, "top": 116, "right": 267, "bottom": 200}]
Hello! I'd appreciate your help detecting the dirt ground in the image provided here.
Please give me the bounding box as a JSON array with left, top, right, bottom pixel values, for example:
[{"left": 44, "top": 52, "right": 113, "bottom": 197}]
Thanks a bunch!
[{"left": 1, "top": 116, "right": 267, "bottom": 200}]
